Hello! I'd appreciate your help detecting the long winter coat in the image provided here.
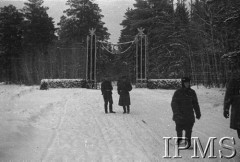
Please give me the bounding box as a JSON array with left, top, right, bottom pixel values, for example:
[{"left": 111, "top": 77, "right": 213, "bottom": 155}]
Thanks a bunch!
[
  {"left": 171, "top": 87, "right": 201, "bottom": 124},
  {"left": 117, "top": 80, "right": 132, "bottom": 106},
  {"left": 224, "top": 73, "right": 240, "bottom": 130}
]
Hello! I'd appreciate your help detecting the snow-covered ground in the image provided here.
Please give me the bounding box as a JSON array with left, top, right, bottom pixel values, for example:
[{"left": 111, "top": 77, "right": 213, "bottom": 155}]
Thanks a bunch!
[{"left": 0, "top": 84, "right": 239, "bottom": 162}]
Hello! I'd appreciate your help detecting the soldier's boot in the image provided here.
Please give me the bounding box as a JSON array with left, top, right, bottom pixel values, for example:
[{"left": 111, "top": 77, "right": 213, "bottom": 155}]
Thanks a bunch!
[
  {"left": 109, "top": 104, "right": 116, "bottom": 113},
  {"left": 185, "top": 129, "right": 193, "bottom": 149},
  {"left": 104, "top": 103, "right": 108, "bottom": 114},
  {"left": 176, "top": 129, "right": 183, "bottom": 146},
  {"left": 176, "top": 138, "right": 182, "bottom": 146},
  {"left": 127, "top": 106, "right": 130, "bottom": 114},
  {"left": 176, "top": 138, "right": 186, "bottom": 147},
  {"left": 186, "top": 139, "right": 192, "bottom": 149},
  {"left": 123, "top": 106, "right": 126, "bottom": 114}
]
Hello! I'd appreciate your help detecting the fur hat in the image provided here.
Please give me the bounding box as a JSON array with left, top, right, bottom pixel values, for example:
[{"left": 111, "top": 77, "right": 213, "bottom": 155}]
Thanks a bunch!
[
  {"left": 181, "top": 77, "right": 191, "bottom": 83},
  {"left": 181, "top": 77, "right": 191, "bottom": 88}
]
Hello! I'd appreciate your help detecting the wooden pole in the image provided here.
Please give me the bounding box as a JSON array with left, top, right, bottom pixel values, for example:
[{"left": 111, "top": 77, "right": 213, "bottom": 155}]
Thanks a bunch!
[
  {"left": 94, "top": 35, "right": 97, "bottom": 89},
  {"left": 145, "top": 35, "right": 147, "bottom": 80},
  {"left": 141, "top": 35, "right": 143, "bottom": 84},
  {"left": 86, "top": 36, "right": 89, "bottom": 80},
  {"left": 136, "top": 37, "right": 138, "bottom": 85},
  {"left": 90, "top": 34, "right": 93, "bottom": 81}
]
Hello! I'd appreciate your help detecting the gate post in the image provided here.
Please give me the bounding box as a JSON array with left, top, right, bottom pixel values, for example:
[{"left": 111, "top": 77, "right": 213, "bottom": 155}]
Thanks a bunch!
[
  {"left": 86, "top": 28, "right": 97, "bottom": 89},
  {"left": 136, "top": 27, "right": 148, "bottom": 88}
]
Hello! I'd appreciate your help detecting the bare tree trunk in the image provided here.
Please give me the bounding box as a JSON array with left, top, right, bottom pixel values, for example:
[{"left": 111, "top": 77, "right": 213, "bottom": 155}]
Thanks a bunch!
[
  {"left": 190, "top": 0, "right": 193, "bottom": 19},
  {"left": 210, "top": 10, "right": 219, "bottom": 87},
  {"left": 200, "top": 51, "right": 206, "bottom": 86},
  {"left": 187, "top": 44, "right": 194, "bottom": 82},
  {"left": 206, "top": 49, "right": 211, "bottom": 87},
  {"left": 23, "top": 55, "right": 32, "bottom": 84}
]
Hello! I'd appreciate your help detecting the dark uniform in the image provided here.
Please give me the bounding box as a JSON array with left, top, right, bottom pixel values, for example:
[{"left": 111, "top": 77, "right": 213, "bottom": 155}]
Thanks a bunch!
[
  {"left": 171, "top": 77, "right": 201, "bottom": 147},
  {"left": 223, "top": 72, "right": 240, "bottom": 138},
  {"left": 117, "top": 77, "right": 132, "bottom": 114},
  {"left": 101, "top": 79, "right": 115, "bottom": 114}
]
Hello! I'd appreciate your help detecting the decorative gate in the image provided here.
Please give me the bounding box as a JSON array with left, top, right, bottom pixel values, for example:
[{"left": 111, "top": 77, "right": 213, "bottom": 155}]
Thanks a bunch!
[
  {"left": 135, "top": 27, "right": 148, "bottom": 88},
  {"left": 86, "top": 29, "right": 97, "bottom": 88},
  {"left": 86, "top": 28, "right": 148, "bottom": 88}
]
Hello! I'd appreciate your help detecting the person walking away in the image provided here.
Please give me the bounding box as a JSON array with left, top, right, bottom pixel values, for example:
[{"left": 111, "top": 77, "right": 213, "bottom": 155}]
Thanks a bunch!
[
  {"left": 101, "top": 77, "right": 115, "bottom": 114},
  {"left": 171, "top": 77, "right": 201, "bottom": 148},
  {"left": 117, "top": 76, "right": 132, "bottom": 114},
  {"left": 223, "top": 68, "right": 240, "bottom": 139}
]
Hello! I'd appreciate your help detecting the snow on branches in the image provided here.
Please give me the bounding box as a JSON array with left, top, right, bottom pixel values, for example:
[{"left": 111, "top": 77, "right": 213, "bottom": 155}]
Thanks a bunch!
[
  {"left": 147, "top": 79, "right": 181, "bottom": 89},
  {"left": 40, "top": 79, "right": 87, "bottom": 89}
]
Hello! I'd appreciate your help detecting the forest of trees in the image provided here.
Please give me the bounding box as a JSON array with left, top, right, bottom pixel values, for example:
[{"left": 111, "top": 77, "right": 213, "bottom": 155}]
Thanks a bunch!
[
  {"left": 117, "top": 0, "right": 240, "bottom": 87},
  {"left": 0, "top": 0, "right": 109, "bottom": 85},
  {"left": 0, "top": 0, "right": 240, "bottom": 87}
]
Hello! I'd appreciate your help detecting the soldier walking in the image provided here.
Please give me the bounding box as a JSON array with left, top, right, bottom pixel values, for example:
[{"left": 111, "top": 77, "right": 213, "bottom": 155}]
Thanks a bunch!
[
  {"left": 223, "top": 68, "right": 240, "bottom": 139},
  {"left": 171, "top": 77, "right": 201, "bottom": 148}
]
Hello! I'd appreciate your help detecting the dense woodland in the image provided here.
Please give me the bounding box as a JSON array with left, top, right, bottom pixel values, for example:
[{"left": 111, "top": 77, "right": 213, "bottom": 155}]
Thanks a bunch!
[{"left": 0, "top": 0, "right": 240, "bottom": 86}]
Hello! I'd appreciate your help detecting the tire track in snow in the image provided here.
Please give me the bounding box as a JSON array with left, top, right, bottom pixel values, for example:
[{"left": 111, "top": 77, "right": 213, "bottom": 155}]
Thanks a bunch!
[
  {"left": 123, "top": 113, "right": 164, "bottom": 161},
  {"left": 123, "top": 115, "right": 154, "bottom": 160},
  {"left": 41, "top": 89, "right": 116, "bottom": 161},
  {"left": 129, "top": 89, "right": 179, "bottom": 159},
  {"left": 85, "top": 90, "right": 151, "bottom": 161},
  {"left": 96, "top": 104, "right": 146, "bottom": 160},
  {"left": 36, "top": 88, "right": 240, "bottom": 161},
  {"left": 95, "top": 90, "right": 162, "bottom": 161},
  {"left": 115, "top": 89, "right": 163, "bottom": 160},
  {"left": 83, "top": 92, "right": 114, "bottom": 161},
  {"left": 40, "top": 95, "right": 69, "bottom": 161}
]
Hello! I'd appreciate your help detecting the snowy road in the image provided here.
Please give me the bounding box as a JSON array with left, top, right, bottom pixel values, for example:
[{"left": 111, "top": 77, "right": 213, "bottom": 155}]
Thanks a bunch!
[{"left": 0, "top": 85, "right": 239, "bottom": 161}]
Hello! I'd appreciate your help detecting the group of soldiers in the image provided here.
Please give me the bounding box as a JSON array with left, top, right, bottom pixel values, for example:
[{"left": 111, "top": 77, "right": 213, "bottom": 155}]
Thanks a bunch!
[
  {"left": 100, "top": 69, "right": 240, "bottom": 149},
  {"left": 101, "top": 76, "right": 132, "bottom": 114}
]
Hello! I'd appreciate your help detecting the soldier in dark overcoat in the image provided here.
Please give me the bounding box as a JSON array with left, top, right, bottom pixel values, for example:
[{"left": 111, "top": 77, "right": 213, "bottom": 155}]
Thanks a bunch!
[
  {"left": 223, "top": 69, "right": 240, "bottom": 139},
  {"left": 171, "top": 77, "right": 201, "bottom": 148},
  {"left": 117, "top": 76, "right": 132, "bottom": 114},
  {"left": 101, "top": 77, "right": 116, "bottom": 114}
]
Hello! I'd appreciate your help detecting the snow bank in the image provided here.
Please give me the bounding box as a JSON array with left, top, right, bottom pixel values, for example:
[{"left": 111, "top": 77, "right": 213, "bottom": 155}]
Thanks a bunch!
[
  {"left": 0, "top": 85, "right": 239, "bottom": 161},
  {"left": 40, "top": 79, "right": 87, "bottom": 89},
  {"left": 147, "top": 79, "right": 181, "bottom": 89}
]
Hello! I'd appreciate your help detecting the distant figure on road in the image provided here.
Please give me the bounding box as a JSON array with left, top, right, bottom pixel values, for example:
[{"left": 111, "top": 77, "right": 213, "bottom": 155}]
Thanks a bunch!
[
  {"left": 101, "top": 77, "right": 115, "bottom": 114},
  {"left": 117, "top": 76, "right": 132, "bottom": 114},
  {"left": 223, "top": 69, "right": 240, "bottom": 139},
  {"left": 171, "top": 77, "right": 201, "bottom": 148}
]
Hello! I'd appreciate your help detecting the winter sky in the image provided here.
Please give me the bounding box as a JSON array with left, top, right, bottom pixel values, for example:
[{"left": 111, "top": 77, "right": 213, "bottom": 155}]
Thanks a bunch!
[
  {"left": 1, "top": 0, "right": 136, "bottom": 43},
  {"left": 1, "top": 0, "right": 183, "bottom": 43}
]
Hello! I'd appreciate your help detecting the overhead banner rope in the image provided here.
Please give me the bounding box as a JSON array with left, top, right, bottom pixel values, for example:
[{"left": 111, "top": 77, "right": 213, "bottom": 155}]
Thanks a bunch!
[
  {"left": 85, "top": 27, "right": 148, "bottom": 89},
  {"left": 98, "top": 40, "right": 135, "bottom": 55},
  {"left": 99, "top": 40, "right": 135, "bottom": 45}
]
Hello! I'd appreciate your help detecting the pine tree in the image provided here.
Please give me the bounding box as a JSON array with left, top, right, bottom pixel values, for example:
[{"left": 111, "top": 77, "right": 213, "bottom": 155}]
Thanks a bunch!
[
  {"left": 0, "top": 5, "right": 24, "bottom": 83},
  {"left": 22, "top": 0, "right": 56, "bottom": 51},
  {"left": 57, "top": 0, "right": 109, "bottom": 44},
  {"left": 21, "top": 0, "right": 56, "bottom": 84},
  {"left": 119, "top": 0, "right": 181, "bottom": 79},
  {"left": 172, "top": 1, "right": 193, "bottom": 78},
  {"left": 207, "top": 0, "right": 240, "bottom": 85},
  {"left": 118, "top": 0, "right": 149, "bottom": 79},
  {"left": 117, "top": 0, "right": 239, "bottom": 86}
]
